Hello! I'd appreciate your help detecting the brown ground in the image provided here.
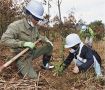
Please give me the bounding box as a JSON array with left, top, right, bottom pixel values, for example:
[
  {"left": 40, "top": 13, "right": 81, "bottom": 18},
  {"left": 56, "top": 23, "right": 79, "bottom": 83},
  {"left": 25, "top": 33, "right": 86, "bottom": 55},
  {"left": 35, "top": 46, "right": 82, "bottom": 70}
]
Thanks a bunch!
[{"left": 0, "top": 39, "right": 105, "bottom": 90}]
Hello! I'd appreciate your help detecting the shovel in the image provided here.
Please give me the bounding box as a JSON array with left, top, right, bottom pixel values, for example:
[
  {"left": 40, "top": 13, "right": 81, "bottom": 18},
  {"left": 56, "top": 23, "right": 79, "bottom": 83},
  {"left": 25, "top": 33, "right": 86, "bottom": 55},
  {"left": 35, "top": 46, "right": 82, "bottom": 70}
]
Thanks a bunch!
[{"left": 0, "top": 39, "right": 41, "bottom": 72}]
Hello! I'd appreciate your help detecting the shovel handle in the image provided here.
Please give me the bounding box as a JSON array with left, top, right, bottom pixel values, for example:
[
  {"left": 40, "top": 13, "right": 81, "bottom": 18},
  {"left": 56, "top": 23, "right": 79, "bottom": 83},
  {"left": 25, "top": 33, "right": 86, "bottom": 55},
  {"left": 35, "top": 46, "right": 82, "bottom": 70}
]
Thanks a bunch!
[{"left": 0, "top": 39, "right": 41, "bottom": 72}]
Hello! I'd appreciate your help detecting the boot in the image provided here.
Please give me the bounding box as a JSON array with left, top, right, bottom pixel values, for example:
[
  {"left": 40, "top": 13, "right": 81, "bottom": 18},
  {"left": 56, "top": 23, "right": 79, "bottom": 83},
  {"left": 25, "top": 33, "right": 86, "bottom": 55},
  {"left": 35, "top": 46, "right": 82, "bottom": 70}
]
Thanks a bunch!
[{"left": 42, "top": 55, "right": 54, "bottom": 69}]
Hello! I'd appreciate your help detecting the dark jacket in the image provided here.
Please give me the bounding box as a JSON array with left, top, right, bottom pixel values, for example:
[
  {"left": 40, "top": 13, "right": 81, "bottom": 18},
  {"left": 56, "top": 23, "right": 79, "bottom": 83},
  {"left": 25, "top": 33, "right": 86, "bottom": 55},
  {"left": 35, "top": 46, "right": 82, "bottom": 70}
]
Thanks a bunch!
[{"left": 64, "top": 43, "right": 101, "bottom": 72}]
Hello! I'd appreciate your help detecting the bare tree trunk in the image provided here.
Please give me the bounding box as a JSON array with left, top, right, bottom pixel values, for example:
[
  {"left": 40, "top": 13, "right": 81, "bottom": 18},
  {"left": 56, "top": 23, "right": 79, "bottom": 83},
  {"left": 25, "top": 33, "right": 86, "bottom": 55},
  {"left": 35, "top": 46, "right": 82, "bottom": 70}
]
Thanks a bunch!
[
  {"left": 57, "top": 0, "right": 62, "bottom": 24},
  {"left": 48, "top": 0, "right": 50, "bottom": 23}
]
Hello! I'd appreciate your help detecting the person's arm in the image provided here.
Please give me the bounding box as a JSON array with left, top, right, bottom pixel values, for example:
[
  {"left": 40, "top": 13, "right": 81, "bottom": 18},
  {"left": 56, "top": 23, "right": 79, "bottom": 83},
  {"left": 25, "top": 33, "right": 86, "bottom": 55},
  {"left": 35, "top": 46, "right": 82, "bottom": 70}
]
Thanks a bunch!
[
  {"left": 58, "top": 52, "right": 74, "bottom": 74},
  {"left": 1, "top": 23, "right": 25, "bottom": 48},
  {"left": 89, "top": 27, "right": 94, "bottom": 37},
  {"left": 37, "top": 29, "right": 53, "bottom": 46},
  {"left": 79, "top": 30, "right": 84, "bottom": 39},
  {"left": 78, "top": 46, "right": 94, "bottom": 71},
  {"left": 63, "top": 52, "right": 74, "bottom": 69}
]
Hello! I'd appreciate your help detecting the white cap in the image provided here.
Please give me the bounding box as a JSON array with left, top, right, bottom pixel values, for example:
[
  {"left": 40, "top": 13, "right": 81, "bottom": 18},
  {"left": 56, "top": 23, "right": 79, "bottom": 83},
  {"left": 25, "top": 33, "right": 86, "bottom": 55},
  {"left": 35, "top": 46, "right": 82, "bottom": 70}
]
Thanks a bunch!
[
  {"left": 65, "top": 33, "right": 81, "bottom": 48},
  {"left": 26, "top": 0, "right": 44, "bottom": 20}
]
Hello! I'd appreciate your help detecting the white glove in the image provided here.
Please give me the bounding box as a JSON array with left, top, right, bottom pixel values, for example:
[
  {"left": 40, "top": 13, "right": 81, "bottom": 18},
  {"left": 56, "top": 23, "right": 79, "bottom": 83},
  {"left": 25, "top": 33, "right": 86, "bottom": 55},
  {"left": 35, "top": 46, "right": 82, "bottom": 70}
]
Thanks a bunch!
[
  {"left": 46, "top": 39, "right": 53, "bottom": 47},
  {"left": 40, "top": 36, "right": 53, "bottom": 47}
]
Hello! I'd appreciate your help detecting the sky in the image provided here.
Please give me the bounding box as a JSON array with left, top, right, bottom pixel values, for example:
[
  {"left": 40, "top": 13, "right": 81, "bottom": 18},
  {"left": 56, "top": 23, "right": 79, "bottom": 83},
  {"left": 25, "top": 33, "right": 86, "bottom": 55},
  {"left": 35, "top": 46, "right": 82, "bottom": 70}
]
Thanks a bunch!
[
  {"left": 43, "top": 0, "right": 105, "bottom": 24},
  {"left": 15, "top": 0, "right": 105, "bottom": 24}
]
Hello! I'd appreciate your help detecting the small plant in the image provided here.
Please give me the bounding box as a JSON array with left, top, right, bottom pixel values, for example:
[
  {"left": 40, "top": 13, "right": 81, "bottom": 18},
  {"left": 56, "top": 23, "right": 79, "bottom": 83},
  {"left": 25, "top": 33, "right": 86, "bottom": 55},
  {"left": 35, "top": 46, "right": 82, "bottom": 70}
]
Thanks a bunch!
[{"left": 52, "top": 61, "right": 64, "bottom": 76}]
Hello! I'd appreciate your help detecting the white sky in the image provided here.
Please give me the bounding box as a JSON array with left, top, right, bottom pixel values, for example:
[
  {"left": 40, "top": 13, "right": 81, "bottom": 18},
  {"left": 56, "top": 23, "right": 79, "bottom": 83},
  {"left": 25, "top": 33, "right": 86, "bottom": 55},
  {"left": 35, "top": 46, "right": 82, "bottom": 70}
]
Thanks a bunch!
[
  {"left": 43, "top": 0, "right": 105, "bottom": 24},
  {"left": 15, "top": 0, "right": 105, "bottom": 24}
]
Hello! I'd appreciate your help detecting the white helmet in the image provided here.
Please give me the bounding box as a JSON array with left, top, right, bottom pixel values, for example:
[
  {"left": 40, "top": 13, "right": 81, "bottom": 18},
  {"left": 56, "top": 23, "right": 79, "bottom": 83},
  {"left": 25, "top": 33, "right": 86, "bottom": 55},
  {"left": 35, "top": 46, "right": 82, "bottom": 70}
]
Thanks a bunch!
[
  {"left": 81, "top": 25, "right": 87, "bottom": 31},
  {"left": 65, "top": 33, "right": 81, "bottom": 48},
  {"left": 25, "top": 0, "right": 44, "bottom": 20}
]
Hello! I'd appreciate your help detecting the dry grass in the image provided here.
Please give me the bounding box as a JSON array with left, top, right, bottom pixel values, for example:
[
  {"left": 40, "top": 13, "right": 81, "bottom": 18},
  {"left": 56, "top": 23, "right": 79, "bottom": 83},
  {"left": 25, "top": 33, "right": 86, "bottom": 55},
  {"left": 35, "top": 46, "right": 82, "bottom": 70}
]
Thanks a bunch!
[
  {"left": 0, "top": 39, "right": 105, "bottom": 90},
  {"left": 93, "top": 41, "right": 105, "bottom": 61}
]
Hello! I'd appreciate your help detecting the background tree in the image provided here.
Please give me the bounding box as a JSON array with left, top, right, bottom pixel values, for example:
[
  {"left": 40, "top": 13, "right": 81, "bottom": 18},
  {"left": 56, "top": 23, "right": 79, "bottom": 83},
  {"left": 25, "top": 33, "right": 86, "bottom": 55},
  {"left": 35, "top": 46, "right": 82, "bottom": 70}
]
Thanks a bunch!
[
  {"left": 0, "top": 0, "right": 21, "bottom": 37},
  {"left": 43, "top": 0, "right": 52, "bottom": 22},
  {"left": 89, "top": 20, "right": 105, "bottom": 40},
  {"left": 57, "top": 0, "right": 62, "bottom": 24},
  {"left": 52, "top": 15, "right": 60, "bottom": 28},
  {"left": 63, "top": 11, "right": 76, "bottom": 30}
]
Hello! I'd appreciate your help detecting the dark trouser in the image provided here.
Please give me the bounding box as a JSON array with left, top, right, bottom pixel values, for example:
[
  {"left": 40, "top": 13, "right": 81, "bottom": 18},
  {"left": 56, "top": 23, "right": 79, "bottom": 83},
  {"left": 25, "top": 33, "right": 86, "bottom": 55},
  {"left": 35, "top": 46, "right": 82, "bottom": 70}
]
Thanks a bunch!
[{"left": 16, "top": 43, "right": 53, "bottom": 79}]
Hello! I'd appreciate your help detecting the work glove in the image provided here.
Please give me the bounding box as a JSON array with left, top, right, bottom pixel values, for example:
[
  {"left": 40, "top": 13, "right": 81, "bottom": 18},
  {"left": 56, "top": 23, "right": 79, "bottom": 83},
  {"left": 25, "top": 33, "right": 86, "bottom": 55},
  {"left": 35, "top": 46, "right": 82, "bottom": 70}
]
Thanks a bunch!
[
  {"left": 40, "top": 36, "right": 53, "bottom": 47},
  {"left": 46, "top": 39, "right": 53, "bottom": 47},
  {"left": 45, "top": 38, "right": 54, "bottom": 47},
  {"left": 23, "top": 42, "right": 35, "bottom": 49}
]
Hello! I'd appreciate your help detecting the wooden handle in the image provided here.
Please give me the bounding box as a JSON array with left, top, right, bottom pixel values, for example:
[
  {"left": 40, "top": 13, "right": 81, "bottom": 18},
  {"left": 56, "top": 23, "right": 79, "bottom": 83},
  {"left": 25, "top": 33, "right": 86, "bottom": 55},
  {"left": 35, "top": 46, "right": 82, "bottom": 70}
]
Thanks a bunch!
[{"left": 0, "top": 39, "right": 41, "bottom": 72}]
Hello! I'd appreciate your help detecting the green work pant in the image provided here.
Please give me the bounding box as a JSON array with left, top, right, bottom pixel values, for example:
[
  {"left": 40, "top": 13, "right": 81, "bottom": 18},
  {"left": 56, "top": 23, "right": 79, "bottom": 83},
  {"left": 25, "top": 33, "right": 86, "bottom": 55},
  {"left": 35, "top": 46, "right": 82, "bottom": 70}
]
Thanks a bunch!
[{"left": 16, "top": 43, "right": 53, "bottom": 79}]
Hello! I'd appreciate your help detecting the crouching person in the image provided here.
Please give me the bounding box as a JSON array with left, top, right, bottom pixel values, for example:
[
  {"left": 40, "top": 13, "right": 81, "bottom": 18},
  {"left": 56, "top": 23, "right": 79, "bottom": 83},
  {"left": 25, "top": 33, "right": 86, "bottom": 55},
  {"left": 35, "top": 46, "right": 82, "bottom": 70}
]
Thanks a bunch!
[
  {"left": 59, "top": 33, "right": 103, "bottom": 78},
  {"left": 1, "top": 0, "right": 54, "bottom": 79}
]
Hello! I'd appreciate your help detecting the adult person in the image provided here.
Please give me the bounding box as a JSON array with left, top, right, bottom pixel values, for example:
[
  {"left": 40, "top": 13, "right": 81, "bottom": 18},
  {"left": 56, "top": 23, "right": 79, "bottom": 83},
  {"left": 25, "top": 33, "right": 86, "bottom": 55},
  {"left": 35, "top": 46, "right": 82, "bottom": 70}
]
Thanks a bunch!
[
  {"left": 80, "top": 25, "right": 94, "bottom": 47},
  {"left": 1, "top": 0, "right": 54, "bottom": 79}
]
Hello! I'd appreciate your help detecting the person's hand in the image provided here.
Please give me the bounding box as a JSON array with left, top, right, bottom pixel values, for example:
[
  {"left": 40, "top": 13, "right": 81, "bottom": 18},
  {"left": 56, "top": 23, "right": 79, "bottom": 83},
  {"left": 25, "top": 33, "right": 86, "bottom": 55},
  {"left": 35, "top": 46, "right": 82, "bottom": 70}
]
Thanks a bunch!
[
  {"left": 23, "top": 42, "right": 35, "bottom": 49},
  {"left": 72, "top": 66, "right": 79, "bottom": 74},
  {"left": 40, "top": 36, "right": 53, "bottom": 47},
  {"left": 46, "top": 39, "right": 53, "bottom": 47}
]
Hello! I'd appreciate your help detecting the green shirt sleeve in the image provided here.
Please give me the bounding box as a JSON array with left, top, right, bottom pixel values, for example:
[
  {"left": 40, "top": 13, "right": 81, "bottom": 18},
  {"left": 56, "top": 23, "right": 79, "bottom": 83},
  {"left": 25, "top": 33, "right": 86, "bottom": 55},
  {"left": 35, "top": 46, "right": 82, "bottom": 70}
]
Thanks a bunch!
[
  {"left": 1, "top": 23, "right": 25, "bottom": 48},
  {"left": 88, "top": 27, "right": 94, "bottom": 37},
  {"left": 79, "top": 30, "right": 84, "bottom": 38},
  {"left": 39, "top": 35, "right": 50, "bottom": 43}
]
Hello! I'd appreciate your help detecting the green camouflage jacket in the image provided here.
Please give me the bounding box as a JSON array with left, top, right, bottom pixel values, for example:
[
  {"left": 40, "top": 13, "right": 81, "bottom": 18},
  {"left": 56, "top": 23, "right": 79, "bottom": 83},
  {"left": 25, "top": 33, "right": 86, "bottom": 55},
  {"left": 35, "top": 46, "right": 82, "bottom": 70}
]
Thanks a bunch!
[{"left": 1, "top": 18, "right": 47, "bottom": 48}]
